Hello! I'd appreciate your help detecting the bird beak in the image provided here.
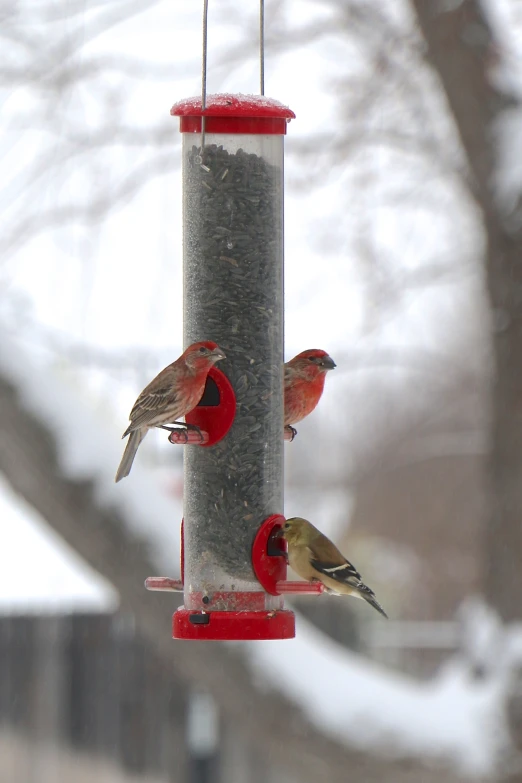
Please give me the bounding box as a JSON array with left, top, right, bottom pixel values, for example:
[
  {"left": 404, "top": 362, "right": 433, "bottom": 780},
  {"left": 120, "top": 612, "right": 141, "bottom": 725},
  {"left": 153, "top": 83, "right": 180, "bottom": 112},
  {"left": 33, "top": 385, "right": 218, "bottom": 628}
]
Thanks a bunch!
[
  {"left": 273, "top": 527, "right": 284, "bottom": 539},
  {"left": 323, "top": 355, "right": 336, "bottom": 370},
  {"left": 211, "top": 348, "right": 226, "bottom": 361}
]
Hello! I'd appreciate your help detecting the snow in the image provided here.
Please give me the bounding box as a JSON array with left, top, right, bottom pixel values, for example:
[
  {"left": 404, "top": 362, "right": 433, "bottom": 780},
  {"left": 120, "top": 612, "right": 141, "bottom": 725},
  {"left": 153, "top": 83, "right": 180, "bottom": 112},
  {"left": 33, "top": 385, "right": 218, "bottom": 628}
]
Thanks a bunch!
[
  {"left": 0, "top": 473, "right": 116, "bottom": 612},
  {"left": 245, "top": 611, "right": 508, "bottom": 776},
  {"left": 0, "top": 330, "right": 183, "bottom": 577},
  {"left": 458, "top": 598, "right": 522, "bottom": 690},
  {"left": 0, "top": 324, "right": 509, "bottom": 774},
  {"left": 172, "top": 93, "right": 294, "bottom": 114}
]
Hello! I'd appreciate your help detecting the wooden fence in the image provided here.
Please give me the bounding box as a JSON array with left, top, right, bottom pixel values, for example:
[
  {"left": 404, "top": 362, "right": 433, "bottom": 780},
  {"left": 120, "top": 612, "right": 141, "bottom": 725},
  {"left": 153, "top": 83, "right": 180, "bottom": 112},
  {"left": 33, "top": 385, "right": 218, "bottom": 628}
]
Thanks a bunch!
[{"left": 0, "top": 613, "right": 220, "bottom": 783}]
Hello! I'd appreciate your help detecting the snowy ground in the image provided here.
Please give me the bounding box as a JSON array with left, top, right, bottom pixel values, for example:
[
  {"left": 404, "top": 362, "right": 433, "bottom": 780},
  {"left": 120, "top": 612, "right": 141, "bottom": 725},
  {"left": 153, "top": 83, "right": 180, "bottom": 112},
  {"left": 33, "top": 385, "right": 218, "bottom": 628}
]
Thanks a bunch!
[
  {"left": 0, "top": 331, "right": 514, "bottom": 777},
  {"left": 0, "top": 330, "right": 183, "bottom": 578},
  {"left": 0, "top": 472, "right": 116, "bottom": 613},
  {"left": 246, "top": 612, "right": 508, "bottom": 776}
]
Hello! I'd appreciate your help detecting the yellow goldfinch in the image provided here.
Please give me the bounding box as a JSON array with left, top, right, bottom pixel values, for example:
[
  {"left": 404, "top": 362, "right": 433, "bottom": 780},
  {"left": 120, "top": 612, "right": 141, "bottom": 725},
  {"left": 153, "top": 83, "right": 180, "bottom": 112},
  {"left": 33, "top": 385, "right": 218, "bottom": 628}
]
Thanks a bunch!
[{"left": 280, "top": 517, "right": 388, "bottom": 618}]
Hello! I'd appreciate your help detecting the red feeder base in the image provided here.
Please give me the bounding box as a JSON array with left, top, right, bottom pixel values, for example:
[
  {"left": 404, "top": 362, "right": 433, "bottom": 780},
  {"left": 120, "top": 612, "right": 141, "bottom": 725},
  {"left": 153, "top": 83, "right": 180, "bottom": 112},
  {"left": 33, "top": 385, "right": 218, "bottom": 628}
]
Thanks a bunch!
[{"left": 173, "top": 608, "right": 295, "bottom": 641}]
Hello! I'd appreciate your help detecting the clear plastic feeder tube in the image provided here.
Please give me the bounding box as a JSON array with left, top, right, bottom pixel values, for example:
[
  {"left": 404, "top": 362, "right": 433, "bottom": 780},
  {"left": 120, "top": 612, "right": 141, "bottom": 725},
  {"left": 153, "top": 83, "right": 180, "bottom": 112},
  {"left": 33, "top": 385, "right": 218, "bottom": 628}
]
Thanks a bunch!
[{"left": 175, "top": 96, "right": 294, "bottom": 614}]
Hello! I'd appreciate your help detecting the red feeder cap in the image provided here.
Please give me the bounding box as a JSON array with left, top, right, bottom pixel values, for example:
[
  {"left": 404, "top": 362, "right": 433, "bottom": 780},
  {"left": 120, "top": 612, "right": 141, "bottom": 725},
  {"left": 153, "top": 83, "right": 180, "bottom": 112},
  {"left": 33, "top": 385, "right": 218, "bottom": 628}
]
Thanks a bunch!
[{"left": 171, "top": 93, "right": 295, "bottom": 135}]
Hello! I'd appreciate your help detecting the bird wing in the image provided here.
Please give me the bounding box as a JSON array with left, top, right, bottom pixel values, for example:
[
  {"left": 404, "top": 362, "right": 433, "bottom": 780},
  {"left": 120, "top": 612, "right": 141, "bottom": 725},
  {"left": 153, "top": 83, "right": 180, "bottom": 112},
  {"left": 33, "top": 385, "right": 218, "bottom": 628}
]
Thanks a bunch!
[
  {"left": 308, "top": 536, "right": 363, "bottom": 588},
  {"left": 133, "top": 384, "right": 175, "bottom": 413},
  {"left": 309, "top": 557, "right": 363, "bottom": 588},
  {"left": 127, "top": 385, "right": 179, "bottom": 429},
  {"left": 307, "top": 532, "right": 388, "bottom": 617}
]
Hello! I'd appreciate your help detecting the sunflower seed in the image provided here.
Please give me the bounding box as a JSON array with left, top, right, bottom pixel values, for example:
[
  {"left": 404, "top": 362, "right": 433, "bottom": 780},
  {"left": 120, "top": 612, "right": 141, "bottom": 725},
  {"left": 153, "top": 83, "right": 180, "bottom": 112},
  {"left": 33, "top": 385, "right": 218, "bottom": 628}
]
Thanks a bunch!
[{"left": 183, "top": 142, "right": 284, "bottom": 590}]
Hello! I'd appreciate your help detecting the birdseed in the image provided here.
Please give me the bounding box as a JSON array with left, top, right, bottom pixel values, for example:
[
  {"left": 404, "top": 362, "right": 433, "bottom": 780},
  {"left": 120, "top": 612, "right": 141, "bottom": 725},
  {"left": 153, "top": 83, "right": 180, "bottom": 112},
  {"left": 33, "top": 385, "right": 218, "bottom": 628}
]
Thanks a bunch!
[{"left": 183, "top": 141, "right": 284, "bottom": 604}]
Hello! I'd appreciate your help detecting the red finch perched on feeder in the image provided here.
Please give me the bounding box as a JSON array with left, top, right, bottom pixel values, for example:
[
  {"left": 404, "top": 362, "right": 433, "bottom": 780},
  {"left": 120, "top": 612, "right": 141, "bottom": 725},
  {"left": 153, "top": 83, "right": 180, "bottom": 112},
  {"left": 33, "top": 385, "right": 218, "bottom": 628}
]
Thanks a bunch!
[
  {"left": 280, "top": 517, "right": 388, "bottom": 618},
  {"left": 284, "top": 349, "right": 336, "bottom": 439},
  {"left": 115, "top": 341, "right": 225, "bottom": 482}
]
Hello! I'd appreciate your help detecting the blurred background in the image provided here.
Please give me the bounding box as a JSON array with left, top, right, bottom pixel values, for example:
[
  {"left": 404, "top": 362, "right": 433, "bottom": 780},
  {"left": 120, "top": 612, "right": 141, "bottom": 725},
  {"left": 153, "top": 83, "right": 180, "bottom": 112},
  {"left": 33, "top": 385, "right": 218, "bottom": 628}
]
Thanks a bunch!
[{"left": 2, "top": 0, "right": 522, "bottom": 781}]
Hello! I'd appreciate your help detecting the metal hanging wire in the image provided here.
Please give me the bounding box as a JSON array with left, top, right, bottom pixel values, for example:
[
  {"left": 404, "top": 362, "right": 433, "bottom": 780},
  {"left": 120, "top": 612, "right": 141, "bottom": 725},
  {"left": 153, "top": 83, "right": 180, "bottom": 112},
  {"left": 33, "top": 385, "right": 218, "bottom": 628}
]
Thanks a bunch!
[
  {"left": 200, "top": 0, "right": 266, "bottom": 153},
  {"left": 260, "top": 0, "right": 265, "bottom": 96},
  {"left": 200, "top": 0, "right": 209, "bottom": 152}
]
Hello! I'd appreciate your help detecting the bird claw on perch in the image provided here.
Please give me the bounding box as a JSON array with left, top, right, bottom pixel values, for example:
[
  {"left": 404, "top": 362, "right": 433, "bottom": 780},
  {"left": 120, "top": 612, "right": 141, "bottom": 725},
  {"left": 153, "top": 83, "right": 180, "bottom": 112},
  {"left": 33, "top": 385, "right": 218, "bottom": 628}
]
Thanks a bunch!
[
  {"left": 165, "top": 426, "right": 209, "bottom": 445},
  {"left": 158, "top": 425, "right": 189, "bottom": 443},
  {"left": 284, "top": 425, "right": 297, "bottom": 441},
  {"left": 159, "top": 421, "right": 205, "bottom": 442}
]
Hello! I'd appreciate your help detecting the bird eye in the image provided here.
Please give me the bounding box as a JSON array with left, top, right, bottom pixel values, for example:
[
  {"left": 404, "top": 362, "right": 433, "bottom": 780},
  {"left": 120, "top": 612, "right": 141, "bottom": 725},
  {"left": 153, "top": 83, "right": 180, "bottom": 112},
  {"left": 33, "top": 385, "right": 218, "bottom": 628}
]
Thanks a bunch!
[
  {"left": 284, "top": 523, "right": 290, "bottom": 530},
  {"left": 199, "top": 346, "right": 208, "bottom": 354}
]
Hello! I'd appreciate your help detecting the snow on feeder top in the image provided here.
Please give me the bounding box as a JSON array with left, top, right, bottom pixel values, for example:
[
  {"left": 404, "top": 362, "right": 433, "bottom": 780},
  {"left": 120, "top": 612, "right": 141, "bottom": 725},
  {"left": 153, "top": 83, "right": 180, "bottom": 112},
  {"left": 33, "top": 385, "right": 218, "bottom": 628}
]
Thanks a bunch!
[{"left": 169, "top": 93, "right": 295, "bottom": 640}]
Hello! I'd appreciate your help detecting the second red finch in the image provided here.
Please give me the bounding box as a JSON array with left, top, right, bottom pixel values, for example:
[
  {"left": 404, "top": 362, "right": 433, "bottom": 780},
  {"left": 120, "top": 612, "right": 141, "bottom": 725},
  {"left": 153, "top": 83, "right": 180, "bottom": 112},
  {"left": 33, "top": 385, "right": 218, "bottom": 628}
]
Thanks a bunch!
[
  {"left": 115, "top": 341, "right": 225, "bottom": 482},
  {"left": 284, "top": 348, "right": 336, "bottom": 439}
]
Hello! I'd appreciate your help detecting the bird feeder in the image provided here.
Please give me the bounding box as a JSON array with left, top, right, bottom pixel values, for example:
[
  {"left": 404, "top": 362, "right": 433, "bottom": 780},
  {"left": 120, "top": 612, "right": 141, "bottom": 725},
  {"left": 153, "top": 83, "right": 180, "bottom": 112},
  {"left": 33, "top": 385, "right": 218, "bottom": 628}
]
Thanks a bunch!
[
  {"left": 144, "top": 6, "right": 324, "bottom": 640},
  {"left": 167, "top": 94, "right": 297, "bottom": 640},
  {"left": 146, "top": 94, "right": 322, "bottom": 639}
]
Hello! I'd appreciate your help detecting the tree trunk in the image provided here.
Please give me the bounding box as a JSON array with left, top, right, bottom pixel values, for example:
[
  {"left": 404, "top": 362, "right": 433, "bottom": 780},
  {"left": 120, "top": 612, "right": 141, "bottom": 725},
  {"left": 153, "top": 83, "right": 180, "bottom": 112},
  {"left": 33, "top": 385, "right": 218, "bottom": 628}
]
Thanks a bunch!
[
  {"left": 412, "top": 0, "right": 522, "bottom": 622},
  {"left": 411, "top": 0, "right": 522, "bottom": 773}
]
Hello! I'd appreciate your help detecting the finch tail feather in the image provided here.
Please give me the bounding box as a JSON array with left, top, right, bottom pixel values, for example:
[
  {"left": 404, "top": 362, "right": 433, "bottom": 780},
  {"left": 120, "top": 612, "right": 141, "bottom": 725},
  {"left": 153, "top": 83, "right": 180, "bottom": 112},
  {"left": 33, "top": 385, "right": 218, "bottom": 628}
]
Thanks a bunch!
[
  {"left": 115, "top": 429, "right": 146, "bottom": 482},
  {"left": 359, "top": 587, "right": 388, "bottom": 619}
]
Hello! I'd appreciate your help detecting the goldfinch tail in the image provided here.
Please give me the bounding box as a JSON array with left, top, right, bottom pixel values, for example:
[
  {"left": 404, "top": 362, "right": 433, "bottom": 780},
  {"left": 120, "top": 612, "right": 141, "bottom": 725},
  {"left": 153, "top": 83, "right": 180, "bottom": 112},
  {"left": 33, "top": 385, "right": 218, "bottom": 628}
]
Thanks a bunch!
[{"left": 358, "top": 583, "right": 388, "bottom": 618}]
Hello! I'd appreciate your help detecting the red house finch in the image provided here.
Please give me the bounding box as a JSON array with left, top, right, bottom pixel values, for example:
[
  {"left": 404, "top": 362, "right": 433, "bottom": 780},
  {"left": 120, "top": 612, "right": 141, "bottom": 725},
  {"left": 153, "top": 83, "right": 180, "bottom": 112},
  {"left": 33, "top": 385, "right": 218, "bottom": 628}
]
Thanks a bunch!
[
  {"left": 284, "top": 349, "right": 336, "bottom": 439},
  {"left": 280, "top": 517, "right": 388, "bottom": 618},
  {"left": 115, "top": 341, "right": 225, "bottom": 482}
]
